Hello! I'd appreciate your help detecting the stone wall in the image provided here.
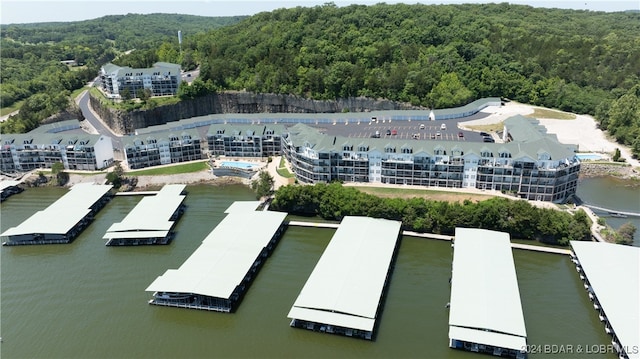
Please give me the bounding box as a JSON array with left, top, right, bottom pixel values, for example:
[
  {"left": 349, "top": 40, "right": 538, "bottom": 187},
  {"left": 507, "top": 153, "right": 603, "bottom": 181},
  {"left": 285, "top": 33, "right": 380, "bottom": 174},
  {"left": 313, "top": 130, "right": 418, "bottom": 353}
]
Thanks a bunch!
[
  {"left": 89, "top": 91, "right": 425, "bottom": 135},
  {"left": 579, "top": 162, "right": 639, "bottom": 180}
]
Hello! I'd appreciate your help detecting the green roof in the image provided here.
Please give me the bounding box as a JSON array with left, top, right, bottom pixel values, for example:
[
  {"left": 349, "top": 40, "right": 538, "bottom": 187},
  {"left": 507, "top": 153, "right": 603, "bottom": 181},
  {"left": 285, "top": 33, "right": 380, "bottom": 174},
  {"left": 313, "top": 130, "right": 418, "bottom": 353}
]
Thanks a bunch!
[
  {"left": 206, "top": 123, "right": 286, "bottom": 137},
  {"left": 287, "top": 116, "right": 577, "bottom": 161},
  {"left": 121, "top": 128, "right": 201, "bottom": 147}
]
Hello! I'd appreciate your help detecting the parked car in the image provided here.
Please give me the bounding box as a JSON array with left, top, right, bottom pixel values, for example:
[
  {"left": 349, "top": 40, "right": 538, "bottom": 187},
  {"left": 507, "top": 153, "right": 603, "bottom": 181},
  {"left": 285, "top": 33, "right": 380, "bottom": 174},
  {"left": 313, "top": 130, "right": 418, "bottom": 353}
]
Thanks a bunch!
[
  {"left": 458, "top": 132, "right": 464, "bottom": 138},
  {"left": 480, "top": 131, "right": 489, "bottom": 137},
  {"left": 386, "top": 129, "right": 392, "bottom": 136},
  {"left": 373, "top": 130, "right": 380, "bottom": 138},
  {"left": 483, "top": 136, "right": 495, "bottom": 143},
  {"left": 419, "top": 124, "right": 425, "bottom": 130},
  {"left": 391, "top": 129, "right": 398, "bottom": 136},
  {"left": 430, "top": 133, "right": 436, "bottom": 139},
  {"left": 441, "top": 123, "right": 447, "bottom": 130},
  {"left": 436, "top": 131, "right": 442, "bottom": 137}
]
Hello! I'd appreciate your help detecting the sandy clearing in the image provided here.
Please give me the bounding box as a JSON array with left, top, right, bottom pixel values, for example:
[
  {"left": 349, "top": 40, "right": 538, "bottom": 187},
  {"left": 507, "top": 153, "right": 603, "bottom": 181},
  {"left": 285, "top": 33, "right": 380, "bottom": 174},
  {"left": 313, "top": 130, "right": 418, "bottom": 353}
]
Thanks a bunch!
[{"left": 459, "top": 102, "right": 640, "bottom": 168}]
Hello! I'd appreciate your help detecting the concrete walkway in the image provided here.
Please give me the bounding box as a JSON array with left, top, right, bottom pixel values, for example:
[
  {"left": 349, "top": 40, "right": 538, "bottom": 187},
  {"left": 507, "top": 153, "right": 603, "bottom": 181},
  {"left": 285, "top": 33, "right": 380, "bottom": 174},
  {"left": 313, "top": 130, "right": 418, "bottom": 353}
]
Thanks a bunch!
[{"left": 266, "top": 156, "right": 294, "bottom": 190}]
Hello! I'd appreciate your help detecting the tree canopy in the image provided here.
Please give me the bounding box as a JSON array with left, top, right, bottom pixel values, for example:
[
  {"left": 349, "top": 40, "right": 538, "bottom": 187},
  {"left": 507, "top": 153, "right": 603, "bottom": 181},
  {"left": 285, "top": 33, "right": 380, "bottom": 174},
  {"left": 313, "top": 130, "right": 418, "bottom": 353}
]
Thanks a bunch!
[
  {"left": 183, "top": 3, "right": 640, "bottom": 155},
  {"left": 270, "top": 182, "right": 592, "bottom": 246},
  {"left": 0, "top": 13, "right": 244, "bottom": 133},
  {"left": 2, "top": 5, "right": 639, "bottom": 157}
]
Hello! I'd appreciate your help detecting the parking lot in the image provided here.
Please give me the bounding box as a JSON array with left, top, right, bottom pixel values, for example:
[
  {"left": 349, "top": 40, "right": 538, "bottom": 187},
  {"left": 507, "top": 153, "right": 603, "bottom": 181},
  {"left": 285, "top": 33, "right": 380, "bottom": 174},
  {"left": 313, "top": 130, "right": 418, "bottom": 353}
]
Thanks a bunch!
[{"left": 315, "top": 112, "right": 495, "bottom": 143}]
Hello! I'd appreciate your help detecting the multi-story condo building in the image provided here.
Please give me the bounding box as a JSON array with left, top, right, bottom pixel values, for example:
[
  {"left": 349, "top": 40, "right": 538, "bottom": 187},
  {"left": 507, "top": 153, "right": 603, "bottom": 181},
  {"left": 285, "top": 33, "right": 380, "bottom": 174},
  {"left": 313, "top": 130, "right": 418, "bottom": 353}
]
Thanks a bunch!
[
  {"left": 100, "top": 62, "right": 181, "bottom": 99},
  {"left": 123, "top": 129, "right": 204, "bottom": 170},
  {"left": 207, "top": 124, "right": 285, "bottom": 158},
  {"left": 282, "top": 115, "right": 580, "bottom": 203},
  {"left": 1, "top": 133, "right": 114, "bottom": 172}
]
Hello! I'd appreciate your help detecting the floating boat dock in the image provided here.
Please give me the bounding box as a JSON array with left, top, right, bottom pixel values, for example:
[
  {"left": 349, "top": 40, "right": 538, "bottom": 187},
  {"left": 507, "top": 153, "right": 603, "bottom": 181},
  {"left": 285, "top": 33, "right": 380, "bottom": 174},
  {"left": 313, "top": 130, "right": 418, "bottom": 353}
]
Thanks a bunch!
[
  {"left": 145, "top": 201, "right": 287, "bottom": 312},
  {"left": 0, "top": 180, "right": 24, "bottom": 202},
  {"left": 1, "top": 183, "right": 112, "bottom": 245},
  {"left": 448, "top": 228, "right": 527, "bottom": 358},
  {"left": 103, "top": 184, "right": 187, "bottom": 246},
  {"left": 570, "top": 241, "right": 639, "bottom": 359},
  {"left": 288, "top": 216, "right": 402, "bottom": 340}
]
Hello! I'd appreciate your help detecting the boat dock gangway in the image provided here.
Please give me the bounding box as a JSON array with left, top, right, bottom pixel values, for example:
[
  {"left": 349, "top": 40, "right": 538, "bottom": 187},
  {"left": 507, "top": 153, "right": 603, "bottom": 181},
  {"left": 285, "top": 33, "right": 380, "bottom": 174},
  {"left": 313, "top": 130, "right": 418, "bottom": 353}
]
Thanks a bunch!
[{"left": 582, "top": 204, "right": 640, "bottom": 218}]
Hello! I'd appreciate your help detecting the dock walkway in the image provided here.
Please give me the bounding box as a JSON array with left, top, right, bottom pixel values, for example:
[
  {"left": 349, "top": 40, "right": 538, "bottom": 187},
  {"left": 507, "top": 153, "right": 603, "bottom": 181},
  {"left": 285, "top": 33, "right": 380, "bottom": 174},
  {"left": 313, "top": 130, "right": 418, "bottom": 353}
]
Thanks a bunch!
[
  {"left": 288, "top": 221, "right": 571, "bottom": 255},
  {"left": 114, "top": 191, "right": 159, "bottom": 196},
  {"left": 582, "top": 204, "right": 640, "bottom": 218}
]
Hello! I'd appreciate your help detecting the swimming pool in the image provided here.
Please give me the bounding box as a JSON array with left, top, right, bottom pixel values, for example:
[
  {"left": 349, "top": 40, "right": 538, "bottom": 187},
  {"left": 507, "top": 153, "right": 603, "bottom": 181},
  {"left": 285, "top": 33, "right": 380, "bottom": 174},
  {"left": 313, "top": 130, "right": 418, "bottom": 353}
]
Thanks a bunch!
[
  {"left": 575, "top": 153, "right": 606, "bottom": 161},
  {"left": 220, "top": 161, "right": 259, "bottom": 170}
]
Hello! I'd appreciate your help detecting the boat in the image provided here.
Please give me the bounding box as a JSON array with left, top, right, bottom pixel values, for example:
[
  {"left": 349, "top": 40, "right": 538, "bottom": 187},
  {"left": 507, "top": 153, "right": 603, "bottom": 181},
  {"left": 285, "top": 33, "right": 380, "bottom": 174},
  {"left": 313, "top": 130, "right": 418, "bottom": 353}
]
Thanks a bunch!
[
  {"left": 610, "top": 213, "right": 628, "bottom": 218},
  {"left": 154, "top": 292, "right": 192, "bottom": 300}
]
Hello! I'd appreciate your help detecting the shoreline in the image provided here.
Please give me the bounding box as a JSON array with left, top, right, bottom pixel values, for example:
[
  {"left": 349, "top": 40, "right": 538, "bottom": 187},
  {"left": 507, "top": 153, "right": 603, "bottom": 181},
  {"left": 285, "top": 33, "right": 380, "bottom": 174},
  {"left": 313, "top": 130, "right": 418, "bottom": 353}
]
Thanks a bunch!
[{"left": 578, "top": 162, "right": 640, "bottom": 182}]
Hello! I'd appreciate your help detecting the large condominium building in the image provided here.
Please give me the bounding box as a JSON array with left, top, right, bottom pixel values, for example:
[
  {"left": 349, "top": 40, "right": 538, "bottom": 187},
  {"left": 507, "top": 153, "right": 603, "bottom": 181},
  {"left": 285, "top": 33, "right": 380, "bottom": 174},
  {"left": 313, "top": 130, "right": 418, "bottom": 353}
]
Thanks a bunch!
[
  {"left": 123, "top": 129, "right": 204, "bottom": 170},
  {"left": 206, "top": 124, "right": 285, "bottom": 158},
  {"left": 282, "top": 115, "right": 580, "bottom": 203},
  {"left": 100, "top": 62, "right": 181, "bottom": 99},
  {"left": 1, "top": 121, "right": 114, "bottom": 172}
]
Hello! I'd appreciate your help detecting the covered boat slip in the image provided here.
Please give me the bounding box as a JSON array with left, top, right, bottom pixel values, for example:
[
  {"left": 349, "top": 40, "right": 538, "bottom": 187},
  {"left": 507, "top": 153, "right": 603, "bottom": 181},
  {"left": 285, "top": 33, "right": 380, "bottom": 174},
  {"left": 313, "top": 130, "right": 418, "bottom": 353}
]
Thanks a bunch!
[
  {"left": 146, "top": 201, "right": 287, "bottom": 312},
  {"left": 570, "top": 241, "right": 639, "bottom": 359},
  {"left": 288, "top": 216, "right": 402, "bottom": 340},
  {"left": 0, "top": 180, "right": 24, "bottom": 201},
  {"left": 448, "top": 228, "right": 527, "bottom": 358},
  {"left": 103, "top": 184, "right": 186, "bottom": 246},
  {"left": 1, "top": 183, "right": 113, "bottom": 245}
]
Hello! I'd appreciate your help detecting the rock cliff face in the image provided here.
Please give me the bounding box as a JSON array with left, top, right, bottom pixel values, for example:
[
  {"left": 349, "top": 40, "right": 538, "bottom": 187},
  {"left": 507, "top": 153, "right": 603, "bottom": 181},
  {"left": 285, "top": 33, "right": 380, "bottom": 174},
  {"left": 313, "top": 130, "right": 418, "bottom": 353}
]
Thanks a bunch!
[{"left": 89, "top": 91, "right": 425, "bottom": 135}]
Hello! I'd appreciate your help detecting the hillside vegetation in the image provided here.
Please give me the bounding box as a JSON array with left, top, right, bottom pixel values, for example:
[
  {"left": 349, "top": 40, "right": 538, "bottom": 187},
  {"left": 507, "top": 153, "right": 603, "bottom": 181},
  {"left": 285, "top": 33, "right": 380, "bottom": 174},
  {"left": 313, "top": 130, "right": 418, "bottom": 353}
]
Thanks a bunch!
[
  {"left": 1, "top": 4, "right": 639, "bottom": 157},
  {"left": 183, "top": 3, "right": 639, "bottom": 155},
  {"left": 0, "top": 13, "right": 245, "bottom": 132},
  {"left": 271, "top": 183, "right": 592, "bottom": 246}
]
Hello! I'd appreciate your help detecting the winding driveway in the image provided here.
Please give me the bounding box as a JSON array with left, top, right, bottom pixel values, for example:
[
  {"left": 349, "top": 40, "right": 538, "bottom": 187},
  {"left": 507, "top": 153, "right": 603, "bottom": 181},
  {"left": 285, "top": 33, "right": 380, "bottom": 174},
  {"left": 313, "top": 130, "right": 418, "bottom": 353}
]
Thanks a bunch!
[{"left": 77, "top": 90, "right": 124, "bottom": 154}]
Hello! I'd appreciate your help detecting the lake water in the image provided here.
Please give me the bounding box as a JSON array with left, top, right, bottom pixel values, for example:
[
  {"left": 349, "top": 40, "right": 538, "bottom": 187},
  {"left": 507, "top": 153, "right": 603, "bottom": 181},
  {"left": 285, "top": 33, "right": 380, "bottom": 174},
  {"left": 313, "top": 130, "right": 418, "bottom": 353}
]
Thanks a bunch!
[
  {"left": 577, "top": 177, "right": 640, "bottom": 246},
  {"left": 0, "top": 185, "right": 615, "bottom": 358}
]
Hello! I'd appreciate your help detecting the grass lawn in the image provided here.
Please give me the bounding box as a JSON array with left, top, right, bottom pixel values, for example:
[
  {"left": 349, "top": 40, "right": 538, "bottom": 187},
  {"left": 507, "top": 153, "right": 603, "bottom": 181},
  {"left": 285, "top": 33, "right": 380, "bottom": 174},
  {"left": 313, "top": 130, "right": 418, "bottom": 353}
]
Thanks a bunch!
[
  {"left": 88, "top": 86, "right": 180, "bottom": 111},
  {"left": 464, "top": 120, "right": 504, "bottom": 133},
  {"left": 276, "top": 157, "right": 295, "bottom": 178},
  {"left": 353, "top": 186, "right": 495, "bottom": 203},
  {"left": 527, "top": 108, "right": 576, "bottom": 120},
  {"left": 126, "top": 161, "right": 209, "bottom": 176},
  {"left": 0, "top": 100, "right": 24, "bottom": 116}
]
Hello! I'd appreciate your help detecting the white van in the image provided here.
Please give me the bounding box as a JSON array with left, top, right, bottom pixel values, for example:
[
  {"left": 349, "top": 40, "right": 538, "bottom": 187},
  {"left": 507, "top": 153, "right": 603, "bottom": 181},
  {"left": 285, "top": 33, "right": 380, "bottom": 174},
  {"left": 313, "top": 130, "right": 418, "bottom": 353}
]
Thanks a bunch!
[
  {"left": 441, "top": 123, "right": 447, "bottom": 130},
  {"left": 419, "top": 123, "right": 425, "bottom": 130}
]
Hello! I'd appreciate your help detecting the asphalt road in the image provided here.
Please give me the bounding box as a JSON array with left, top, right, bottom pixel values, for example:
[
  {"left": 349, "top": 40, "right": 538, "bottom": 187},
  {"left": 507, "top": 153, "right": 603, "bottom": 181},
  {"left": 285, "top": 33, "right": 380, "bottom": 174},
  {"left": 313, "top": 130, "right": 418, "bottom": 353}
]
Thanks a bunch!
[{"left": 78, "top": 91, "right": 124, "bottom": 153}]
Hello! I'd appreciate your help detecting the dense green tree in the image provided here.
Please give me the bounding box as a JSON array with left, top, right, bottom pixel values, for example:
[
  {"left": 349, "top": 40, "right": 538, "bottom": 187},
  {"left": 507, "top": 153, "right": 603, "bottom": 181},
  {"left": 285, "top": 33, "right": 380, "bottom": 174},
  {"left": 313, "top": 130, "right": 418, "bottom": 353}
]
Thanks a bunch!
[
  {"left": 0, "top": 13, "right": 244, "bottom": 133},
  {"left": 270, "top": 183, "right": 591, "bottom": 245},
  {"left": 251, "top": 171, "right": 275, "bottom": 199},
  {"left": 601, "top": 85, "right": 640, "bottom": 156},
  {"left": 106, "top": 161, "right": 125, "bottom": 188},
  {"left": 616, "top": 222, "right": 637, "bottom": 245},
  {"left": 3, "top": 5, "right": 640, "bottom": 156}
]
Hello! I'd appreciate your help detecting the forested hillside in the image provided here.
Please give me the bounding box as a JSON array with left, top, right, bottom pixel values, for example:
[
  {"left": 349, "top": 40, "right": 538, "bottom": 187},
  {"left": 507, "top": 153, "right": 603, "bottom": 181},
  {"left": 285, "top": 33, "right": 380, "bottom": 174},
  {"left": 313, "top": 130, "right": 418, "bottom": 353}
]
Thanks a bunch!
[
  {"left": 0, "top": 13, "right": 244, "bottom": 132},
  {"left": 1, "top": 4, "right": 639, "bottom": 156},
  {"left": 181, "top": 3, "right": 639, "bottom": 155}
]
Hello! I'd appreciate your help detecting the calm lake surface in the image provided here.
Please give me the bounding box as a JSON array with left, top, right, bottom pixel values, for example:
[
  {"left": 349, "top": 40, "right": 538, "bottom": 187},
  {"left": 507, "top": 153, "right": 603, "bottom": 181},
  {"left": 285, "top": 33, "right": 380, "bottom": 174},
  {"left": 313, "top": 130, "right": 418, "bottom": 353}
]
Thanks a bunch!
[
  {"left": 1, "top": 185, "right": 615, "bottom": 358},
  {"left": 577, "top": 177, "right": 640, "bottom": 246}
]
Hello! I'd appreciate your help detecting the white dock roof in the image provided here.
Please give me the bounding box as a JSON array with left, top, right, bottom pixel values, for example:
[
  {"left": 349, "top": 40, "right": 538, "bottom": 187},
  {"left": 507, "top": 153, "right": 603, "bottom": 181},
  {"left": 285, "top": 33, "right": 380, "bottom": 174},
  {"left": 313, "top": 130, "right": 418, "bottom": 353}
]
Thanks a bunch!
[
  {"left": 145, "top": 201, "right": 287, "bottom": 299},
  {"left": 103, "top": 184, "right": 186, "bottom": 238},
  {"left": 448, "top": 228, "right": 527, "bottom": 350},
  {"left": 571, "top": 241, "right": 640, "bottom": 359},
  {"left": 288, "top": 216, "right": 402, "bottom": 332},
  {"left": 0, "top": 183, "right": 112, "bottom": 237},
  {"left": 0, "top": 180, "right": 21, "bottom": 192}
]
